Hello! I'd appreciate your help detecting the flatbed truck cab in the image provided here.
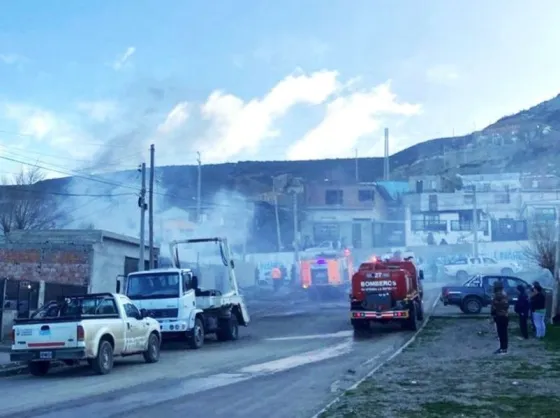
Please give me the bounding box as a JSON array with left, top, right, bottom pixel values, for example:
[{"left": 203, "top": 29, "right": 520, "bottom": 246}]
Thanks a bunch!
[
  {"left": 122, "top": 237, "right": 250, "bottom": 349},
  {"left": 350, "top": 259, "right": 424, "bottom": 332}
]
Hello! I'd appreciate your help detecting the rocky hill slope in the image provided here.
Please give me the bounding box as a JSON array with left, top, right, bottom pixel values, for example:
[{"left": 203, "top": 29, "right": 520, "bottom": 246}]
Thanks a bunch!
[{"left": 43, "top": 93, "right": 560, "bottom": 203}]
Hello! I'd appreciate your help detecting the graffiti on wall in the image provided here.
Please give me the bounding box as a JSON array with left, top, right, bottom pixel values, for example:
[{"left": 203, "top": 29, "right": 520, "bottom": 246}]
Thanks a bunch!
[{"left": 407, "top": 231, "right": 491, "bottom": 247}]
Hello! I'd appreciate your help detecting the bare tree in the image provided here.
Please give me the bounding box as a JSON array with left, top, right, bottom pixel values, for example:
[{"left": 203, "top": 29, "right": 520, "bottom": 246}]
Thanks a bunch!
[
  {"left": 524, "top": 226, "right": 559, "bottom": 322},
  {"left": 0, "top": 166, "right": 62, "bottom": 236},
  {"left": 524, "top": 226, "right": 556, "bottom": 275}
]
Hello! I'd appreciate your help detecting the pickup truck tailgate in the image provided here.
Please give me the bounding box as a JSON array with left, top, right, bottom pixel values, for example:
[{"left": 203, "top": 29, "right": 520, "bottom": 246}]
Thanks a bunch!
[{"left": 13, "top": 322, "right": 79, "bottom": 350}]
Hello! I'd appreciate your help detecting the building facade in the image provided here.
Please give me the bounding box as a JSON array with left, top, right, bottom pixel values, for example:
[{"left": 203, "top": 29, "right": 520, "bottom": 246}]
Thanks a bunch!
[
  {"left": 300, "top": 182, "right": 406, "bottom": 249},
  {"left": 404, "top": 172, "right": 560, "bottom": 247},
  {"left": 0, "top": 229, "right": 157, "bottom": 313}
]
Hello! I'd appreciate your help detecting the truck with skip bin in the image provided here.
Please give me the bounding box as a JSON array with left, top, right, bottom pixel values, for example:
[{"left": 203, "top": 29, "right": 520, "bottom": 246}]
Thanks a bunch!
[{"left": 119, "top": 237, "right": 250, "bottom": 349}]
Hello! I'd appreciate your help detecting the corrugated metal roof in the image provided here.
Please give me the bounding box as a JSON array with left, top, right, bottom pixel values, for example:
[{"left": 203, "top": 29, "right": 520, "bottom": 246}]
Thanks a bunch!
[
  {"left": 0, "top": 229, "right": 158, "bottom": 248},
  {"left": 376, "top": 181, "right": 410, "bottom": 200}
]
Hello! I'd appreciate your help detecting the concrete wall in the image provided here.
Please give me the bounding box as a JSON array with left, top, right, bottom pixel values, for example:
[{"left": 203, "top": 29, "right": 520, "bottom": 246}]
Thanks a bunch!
[{"left": 90, "top": 238, "right": 153, "bottom": 293}]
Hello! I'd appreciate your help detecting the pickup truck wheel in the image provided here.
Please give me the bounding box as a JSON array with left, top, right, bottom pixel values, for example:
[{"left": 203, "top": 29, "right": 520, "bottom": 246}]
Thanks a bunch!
[
  {"left": 501, "top": 268, "right": 514, "bottom": 276},
  {"left": 28, "top": 361, "right": 50, "bottom": 377},
  {"left": 143, "top": 333, "right": 161, "bottom": 363},
  {"left": 456, "top": 271, "right": 468, "bottom": 281},
  {"left": 92, "top": 340, "right": 114, "bottom": 375},
  {"left": 217, "top": 315, "right": 239, "bottom": 342},
  {"left": 187, "top": 317, "right": 205, "bottom": 349},
  {"left": 462, "top": 297, "right": 483, "bottom": 314}
]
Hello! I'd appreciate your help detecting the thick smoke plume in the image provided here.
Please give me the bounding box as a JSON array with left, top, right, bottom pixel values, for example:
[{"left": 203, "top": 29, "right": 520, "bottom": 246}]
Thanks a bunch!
[{"left": 60, "top": 176, "right": 254, "bottom": 266}]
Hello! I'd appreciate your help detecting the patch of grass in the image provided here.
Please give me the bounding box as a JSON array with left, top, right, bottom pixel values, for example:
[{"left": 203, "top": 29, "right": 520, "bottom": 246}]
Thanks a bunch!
[
  {"left": 502, "top": 361, "right": 560, "bottom": 379},
  {"left": 402, "top": 395, "right": 560, "bottom": 418},
  {"left": 544, "top": 324, "right": 560, "bottom": 351}
]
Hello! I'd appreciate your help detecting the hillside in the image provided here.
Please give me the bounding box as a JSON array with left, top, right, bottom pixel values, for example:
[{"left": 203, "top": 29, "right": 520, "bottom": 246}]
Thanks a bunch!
[{"left": 41, "top": 93, "right": 560, "bottom": 203}]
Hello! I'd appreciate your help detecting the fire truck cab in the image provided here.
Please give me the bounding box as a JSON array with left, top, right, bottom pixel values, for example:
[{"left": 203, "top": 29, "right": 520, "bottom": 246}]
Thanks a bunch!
[
  {"left": 300, "top": 249, "right": 354, "bottom": 299},
  {"left": 350, "top": 258, "right": 424, "bottom": 332}
]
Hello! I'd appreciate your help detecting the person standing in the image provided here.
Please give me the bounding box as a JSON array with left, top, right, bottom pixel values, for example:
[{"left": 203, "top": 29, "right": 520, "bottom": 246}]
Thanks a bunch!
[
  {"left": 514, "top": 284, "right": 530, "bottom": 339},
  {"left": 530, "top": 281, "right": 547, "bottom": 339},
  {"left": 271, "top": 266, "right": 282, "bottom": 292},
  {"left": 491, "top": 280, "right": 509, "bottom": 354}
]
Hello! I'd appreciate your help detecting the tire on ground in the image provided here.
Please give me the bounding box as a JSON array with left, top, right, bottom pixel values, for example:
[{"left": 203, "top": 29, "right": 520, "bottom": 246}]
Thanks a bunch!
[
  {"left": 187, "top": 317, "right": 205, "bottom": 349},
  {"left": 91, "top": 339, "right": 114, "bottom": 375},
  {"left": 217, "top": 314, "right": 239, "bottom": 342},
  {"left": 28, "top": 361, "right": 50, "bottom": 377},
  {"left": 143, "top": 332, "right": 161, "bottom": 363}
]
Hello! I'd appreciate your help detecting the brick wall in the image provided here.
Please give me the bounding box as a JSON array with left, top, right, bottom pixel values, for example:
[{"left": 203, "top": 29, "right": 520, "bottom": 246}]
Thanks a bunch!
[{"left": 0, "top": 246, "right": 91, "bottom": 286}]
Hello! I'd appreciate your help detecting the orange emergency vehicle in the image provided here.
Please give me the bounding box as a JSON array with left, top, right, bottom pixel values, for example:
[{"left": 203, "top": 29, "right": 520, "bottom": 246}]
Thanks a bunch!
[{"left": 300, "top": 249, "right": 354, "bottom": 298}]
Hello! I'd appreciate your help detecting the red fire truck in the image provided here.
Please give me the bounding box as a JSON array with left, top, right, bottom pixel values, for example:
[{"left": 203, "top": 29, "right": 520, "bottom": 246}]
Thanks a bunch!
[{"left": 350, "top": 258, "right": 424, "bottom": 331}]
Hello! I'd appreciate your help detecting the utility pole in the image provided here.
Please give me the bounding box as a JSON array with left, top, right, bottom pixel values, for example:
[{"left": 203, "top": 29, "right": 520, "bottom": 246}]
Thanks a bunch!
[
  {"left": 384, "top": 128, "right": 390, "bottom": 181},
  {"left": 196, "top": 151, "right": 202, "bottom": 223},
  {"left": 272, "top": 179, "right": 282, "bottom": 252},
  {"left": 138, "top": 163, "right": 147, "bottom": 271},
  {"left": 292, "top": 191, "right": 299, "bottom": 263},
  {"left": 354, "top": 148, "right": 359, "bottom": 182},
  {"left": 472, "top": 187, "right": 479, "bottom": 258},
  {"left": 148, "top": 144, "right": 155, "bottom": 269}
]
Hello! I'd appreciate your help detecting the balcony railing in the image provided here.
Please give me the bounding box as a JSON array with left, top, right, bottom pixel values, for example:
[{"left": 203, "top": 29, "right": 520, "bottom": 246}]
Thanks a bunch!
[
  {"left": 411, "top": 220, "right": 448, "bottom": 232},
  {"left": 450, "top": 220, "right": 489, "bottom": 233}
]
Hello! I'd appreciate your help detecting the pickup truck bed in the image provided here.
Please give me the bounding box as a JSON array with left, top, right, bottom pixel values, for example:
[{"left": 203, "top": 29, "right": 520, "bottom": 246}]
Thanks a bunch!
[{"left": 11, "top": 293, "right": 162, "bottom": 376}]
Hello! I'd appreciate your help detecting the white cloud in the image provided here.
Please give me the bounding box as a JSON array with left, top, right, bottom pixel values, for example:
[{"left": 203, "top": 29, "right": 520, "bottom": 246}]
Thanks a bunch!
[
  {"left": 77, "top": 100, "right": 119, "bottom": 122},
  {"left": 112, "top": 47, "right": 136, "bottom": 71},
  {"left": 425, "top": 64, "right": 460, "bottom": 85},
  {"left": 287, "top": 81, "right": 421, "bottom": 160},
  {"left": 0, "top": 53, "right": 28, "bottom": 65},
  {"left": 198, "top": 69, "right": 340, "bottom": 162},
  {"left": 156, "top": 102, "right": 190, "bottom": 135},
  {"left": 2, "top": 103, "right": 92, "bottom": 156}
]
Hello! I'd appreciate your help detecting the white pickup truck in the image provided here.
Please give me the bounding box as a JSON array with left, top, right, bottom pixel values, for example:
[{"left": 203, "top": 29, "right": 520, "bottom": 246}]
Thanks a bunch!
[
  {"left": 443, "top": 256, "right": 521, "bottom": 281},
  {"left": 10, "top": 293, "right": 162, "bottom": 376}
]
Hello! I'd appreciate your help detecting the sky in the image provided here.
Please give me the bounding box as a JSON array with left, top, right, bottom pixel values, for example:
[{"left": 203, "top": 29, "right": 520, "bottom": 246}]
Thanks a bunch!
[{"left": 1, "top": 0, "right": 560, "bottom": 180}]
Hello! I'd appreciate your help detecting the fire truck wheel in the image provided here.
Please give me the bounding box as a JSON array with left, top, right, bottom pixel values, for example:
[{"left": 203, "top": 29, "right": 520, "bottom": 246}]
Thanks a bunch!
[
  {"left": 417, "top": 301, "right": 424, "bottom": 321},
  {"left": 351, "top": 319, "right": 370, "bottom": 331},
  {"left": 404, "top": 304, "right": 419, "bottom": 331}
]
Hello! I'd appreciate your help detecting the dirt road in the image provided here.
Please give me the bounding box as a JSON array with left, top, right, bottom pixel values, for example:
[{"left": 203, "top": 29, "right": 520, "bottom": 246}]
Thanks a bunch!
[{"left": 0, "top": 289, "right": 440, "bottom": 418}]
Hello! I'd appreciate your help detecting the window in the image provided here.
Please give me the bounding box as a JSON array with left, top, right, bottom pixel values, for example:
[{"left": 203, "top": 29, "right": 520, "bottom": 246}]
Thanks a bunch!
[
  {"left": 59, "top": 296, "right": 118, "bottom": 317},
  {"left": 482, "top": 257, "right": 497, "bottom": 264},
  {"left": 358, "top": 189, "right": 374, "bottom": 202},
  {"left": 428, "top": 195, "right": 438, "bottom": 211},
  {"left": 469, "top": 258, "right": 481, "bottom": 264},
  {"left": 313, "top": 223, "right": 340, "bottom": 243},
  {"left": 483, "top": 276, "right": 503, "bottom": 290},
  {"left": 96, "top": 299, "right": 118, "bottom": 315},
  {"left": 482, "top": 183, "right": 491, "bottom": 192},
  {"left": 506, "top": 278, "right": 527, "bottom": 289},
  {"left": 182, "top": 272, "right": 193, "bottom": 293},
  {"left": 325, "top": 189, "right": 343, "bottom": 205},
  {"left": 463, "top": 194, "right": 474, "bottom": 205},
  {"left": 451, "top": 257, "right": 468, "bottom": 265},
  {"left": 124, "top": 303, "right": 141, "bottom": 319},
  {"left": 494, "top": 193, "right": 510, "bottom": 204}
]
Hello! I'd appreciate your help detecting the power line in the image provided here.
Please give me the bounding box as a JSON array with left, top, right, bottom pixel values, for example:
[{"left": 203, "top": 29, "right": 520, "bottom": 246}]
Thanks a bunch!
[{"left": 0, "top": 154, "right": 142, "bottom": 193}]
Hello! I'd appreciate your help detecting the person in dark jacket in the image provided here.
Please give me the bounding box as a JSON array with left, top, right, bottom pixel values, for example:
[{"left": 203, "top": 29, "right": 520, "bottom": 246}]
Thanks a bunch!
[
  {"left": 491, "top": 280, "right": 509, "bottom": 354},
  {"left": 514, "top": 284, "right": 530, "bottom": 339},
  {"left": 530, "top": 281, "right": 547, "bottom": 339}
]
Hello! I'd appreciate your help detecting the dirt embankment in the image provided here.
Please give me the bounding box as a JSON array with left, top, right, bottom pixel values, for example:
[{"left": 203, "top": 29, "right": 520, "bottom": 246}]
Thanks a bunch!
[{"left": 320, "top": 317, "right": 560, "bottom": 418}]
